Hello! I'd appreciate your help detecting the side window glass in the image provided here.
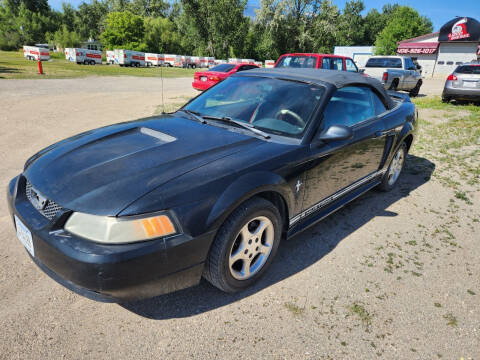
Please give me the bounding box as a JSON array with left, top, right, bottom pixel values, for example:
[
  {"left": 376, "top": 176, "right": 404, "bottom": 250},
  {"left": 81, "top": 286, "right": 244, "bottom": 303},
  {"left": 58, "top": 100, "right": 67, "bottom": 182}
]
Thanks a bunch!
[
  {"left": 372, "top": 92, "right": 387, "bottom": 115},
  {"left": 332, "top": 58, "right": 344, "bottom": 71},
  {"left": 322, "top": 86, "right": 376, "bottom": 129},
  {"left": 322, "top": 57, "right": 331, "bottom": 69},
  {"left": 345, "top": 59, "right": 358, "bottom": 72}
]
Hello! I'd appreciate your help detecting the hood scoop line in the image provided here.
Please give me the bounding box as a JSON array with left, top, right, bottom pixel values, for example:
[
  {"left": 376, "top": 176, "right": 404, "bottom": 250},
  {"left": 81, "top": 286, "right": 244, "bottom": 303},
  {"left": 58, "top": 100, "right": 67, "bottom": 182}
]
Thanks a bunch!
[{"left": 139, "top": 127, "right": 176, "bottom": 143}]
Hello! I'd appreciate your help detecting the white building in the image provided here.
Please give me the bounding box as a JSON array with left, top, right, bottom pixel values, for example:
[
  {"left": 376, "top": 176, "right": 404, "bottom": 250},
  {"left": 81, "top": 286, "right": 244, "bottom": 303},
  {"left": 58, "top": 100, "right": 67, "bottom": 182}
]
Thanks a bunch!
[
  {"left": 333, "top": 46, "right": 374, "bottom": 68},
  {"left": 397, "top": 17, "right": 480, "bottom": 77}
]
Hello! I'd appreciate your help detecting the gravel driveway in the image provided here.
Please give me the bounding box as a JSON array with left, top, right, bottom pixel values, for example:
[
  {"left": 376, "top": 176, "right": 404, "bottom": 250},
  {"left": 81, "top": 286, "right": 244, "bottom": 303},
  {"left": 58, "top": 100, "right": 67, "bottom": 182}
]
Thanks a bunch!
[{"left": 0, "top": 77, "right": 478, "bottom": 360}]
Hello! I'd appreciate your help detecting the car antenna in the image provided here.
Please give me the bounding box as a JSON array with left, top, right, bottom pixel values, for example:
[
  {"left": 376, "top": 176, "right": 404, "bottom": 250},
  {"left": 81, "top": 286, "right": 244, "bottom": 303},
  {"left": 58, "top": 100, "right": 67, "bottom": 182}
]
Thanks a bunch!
[{"left": 161, "top": 61, "right": 165, "bottom": 114}]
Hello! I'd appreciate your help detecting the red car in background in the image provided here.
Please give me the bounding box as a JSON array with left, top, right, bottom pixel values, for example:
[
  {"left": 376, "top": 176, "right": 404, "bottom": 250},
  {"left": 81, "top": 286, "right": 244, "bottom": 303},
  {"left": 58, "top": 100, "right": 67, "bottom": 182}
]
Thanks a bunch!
[
  {"left": 192, "top": 63, "right": 259, "bottom": 91},
  {"left": 274, "top": 53, "right": 361, "bottom": 73}
]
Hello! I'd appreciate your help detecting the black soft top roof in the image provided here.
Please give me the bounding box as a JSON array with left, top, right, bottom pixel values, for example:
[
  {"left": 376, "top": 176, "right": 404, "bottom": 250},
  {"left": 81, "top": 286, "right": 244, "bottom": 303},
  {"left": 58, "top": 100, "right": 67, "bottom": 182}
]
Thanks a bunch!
[{"left": 235, "top": 68, "right": 395, "bottom": 109}]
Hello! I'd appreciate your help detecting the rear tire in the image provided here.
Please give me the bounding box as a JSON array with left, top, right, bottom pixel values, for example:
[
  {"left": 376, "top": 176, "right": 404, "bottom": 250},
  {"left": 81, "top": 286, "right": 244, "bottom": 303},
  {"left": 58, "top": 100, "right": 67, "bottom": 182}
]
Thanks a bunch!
[
  {"left": 203, "top": 197, "right": 282, "bottom": 293},
  {"left": 442, "top": 95, "right": 450, "bottom": 103},
  {"left": 409, "top": 80, "right": 422, "bottom": 97},
  {"left": 378, "top": 142, "right": 407, "bottom": 192},
  {"left": 389, "top": 79, "right": 399, "bottom": 91}
]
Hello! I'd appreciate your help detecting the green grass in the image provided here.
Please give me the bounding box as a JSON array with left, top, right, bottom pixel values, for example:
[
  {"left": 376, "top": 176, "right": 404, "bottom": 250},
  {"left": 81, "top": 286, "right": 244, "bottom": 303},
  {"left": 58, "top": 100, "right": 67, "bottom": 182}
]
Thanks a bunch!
[
  {"left": 348, "top": 302, "right": 373, "bottom": 329},
  {"left": 284, "top": 302, "right": 305, "bottom": 316},
  {"left": 413, "top": 96, "right": 480, "bottom": 113},
  {"left": 443, "top": 312, "right": 458, "bottom": 327},
  {"left": 0, "top": 50, "right": 196, "bottom": 79}
]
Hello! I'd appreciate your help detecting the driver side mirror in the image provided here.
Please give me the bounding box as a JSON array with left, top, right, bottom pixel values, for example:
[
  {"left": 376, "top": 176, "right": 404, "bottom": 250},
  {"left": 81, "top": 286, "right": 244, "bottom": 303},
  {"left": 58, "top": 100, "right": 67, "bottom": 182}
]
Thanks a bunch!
[{"left": 315, "top": 125, "right": 353, "bottom": 145}]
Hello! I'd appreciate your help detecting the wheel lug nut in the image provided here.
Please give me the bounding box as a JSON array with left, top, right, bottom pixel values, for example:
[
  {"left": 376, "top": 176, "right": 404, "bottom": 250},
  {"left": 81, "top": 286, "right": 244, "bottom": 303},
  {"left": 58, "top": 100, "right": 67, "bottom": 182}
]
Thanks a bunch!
[
  {"left": 244, "top": 250, "right": 248, "bottom": 254},
  {"left": 256, "top": 247, "right": 259, "bottom": 251},
  {"left": 249, "top": 254, "right": 253, "bottom": 258},
  {"left": 248, "top": 239, "right": 252, "bottom": 244},
  {"left": 255, "top": 239, "right": 258, "bottom": 243}
]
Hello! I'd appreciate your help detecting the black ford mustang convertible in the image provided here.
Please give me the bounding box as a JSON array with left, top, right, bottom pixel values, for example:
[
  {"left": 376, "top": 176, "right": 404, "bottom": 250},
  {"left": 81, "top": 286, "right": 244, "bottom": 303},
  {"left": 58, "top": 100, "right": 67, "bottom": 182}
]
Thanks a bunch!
[{"left": 7, "top": 68, "right": 417, "bottom": 302}]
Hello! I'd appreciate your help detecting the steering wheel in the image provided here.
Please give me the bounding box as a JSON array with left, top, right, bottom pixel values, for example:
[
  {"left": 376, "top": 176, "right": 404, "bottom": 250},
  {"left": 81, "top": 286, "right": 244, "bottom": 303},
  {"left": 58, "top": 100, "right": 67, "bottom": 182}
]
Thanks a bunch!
[{"left": 275, "top": 109, "right": 305, "bottom": 128}]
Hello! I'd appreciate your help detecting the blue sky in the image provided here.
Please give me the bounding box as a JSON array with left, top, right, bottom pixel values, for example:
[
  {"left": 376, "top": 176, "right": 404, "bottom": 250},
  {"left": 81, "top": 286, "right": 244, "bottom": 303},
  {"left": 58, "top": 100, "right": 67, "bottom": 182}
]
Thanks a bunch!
[{"left": 49, "top": 0, "right": 480, "bottom": 31}]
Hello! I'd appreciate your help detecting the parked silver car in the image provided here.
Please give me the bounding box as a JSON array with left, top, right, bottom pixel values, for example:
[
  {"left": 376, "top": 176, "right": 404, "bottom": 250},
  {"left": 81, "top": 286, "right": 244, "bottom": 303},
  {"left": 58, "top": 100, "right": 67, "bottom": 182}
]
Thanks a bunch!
[{"left": 442, "top": 63, "right": 480, "bottom": 103}]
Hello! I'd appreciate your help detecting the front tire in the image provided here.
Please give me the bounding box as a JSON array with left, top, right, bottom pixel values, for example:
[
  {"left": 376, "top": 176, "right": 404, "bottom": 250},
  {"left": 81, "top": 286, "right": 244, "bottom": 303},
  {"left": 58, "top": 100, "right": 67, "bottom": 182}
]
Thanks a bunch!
[
  {"left": 378, "top": 142, "right": 407, "bottom": 192},
  {"left": 203, "top": 197, "right": 282, "bottom": 293}
]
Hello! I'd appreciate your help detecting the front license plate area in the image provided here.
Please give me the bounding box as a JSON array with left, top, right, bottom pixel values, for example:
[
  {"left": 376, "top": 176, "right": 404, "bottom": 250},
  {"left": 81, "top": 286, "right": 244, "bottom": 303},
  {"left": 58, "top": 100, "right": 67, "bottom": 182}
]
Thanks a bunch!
[{"left": 14, "top": 215, "right": 34, "bottom": 257}]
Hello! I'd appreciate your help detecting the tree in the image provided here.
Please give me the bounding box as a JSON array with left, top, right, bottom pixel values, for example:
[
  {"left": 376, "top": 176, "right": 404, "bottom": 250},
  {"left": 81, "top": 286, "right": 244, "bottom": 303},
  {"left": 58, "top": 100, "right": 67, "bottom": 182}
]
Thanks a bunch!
[
  {"left": 144, "top": 16, "right": 182, "bottom": 53},
  {"left": 180, "top": 0, "right": 248, "bottom": 58},
  {"left": 101, "top": 11, "right": 146, "bottom": 50},
  {"left": 52, "top": 24, "right": 81, "bottom": 49},
  {"left": 375, "top": 6, "right": 433, "bottom": 55},
  {"left": 310, "top": 0, "right": 340, "bottom": 53},
  {"left": 129, "top": 0, "right": 169, "bottom": 17},
  {"left": 336, "top": 0, "right": 365, "bottom": 46},
  {"left": 74, "top": 0, "right": 109, "bottom": 40}
]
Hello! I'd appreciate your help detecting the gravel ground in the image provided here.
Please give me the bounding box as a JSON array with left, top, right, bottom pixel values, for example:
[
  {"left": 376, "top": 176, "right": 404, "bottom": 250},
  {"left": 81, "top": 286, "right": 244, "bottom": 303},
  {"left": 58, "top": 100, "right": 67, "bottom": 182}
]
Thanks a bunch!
[{"left": 0, "top": 76, "right": 478, "bottom": 360}]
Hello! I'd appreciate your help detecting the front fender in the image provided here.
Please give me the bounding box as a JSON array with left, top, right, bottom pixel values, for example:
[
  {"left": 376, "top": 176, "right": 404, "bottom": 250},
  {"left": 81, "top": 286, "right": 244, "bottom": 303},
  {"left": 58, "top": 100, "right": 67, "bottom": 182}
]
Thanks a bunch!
[{"left": 206, "top": 171, "right": 294, "bottom": 231}]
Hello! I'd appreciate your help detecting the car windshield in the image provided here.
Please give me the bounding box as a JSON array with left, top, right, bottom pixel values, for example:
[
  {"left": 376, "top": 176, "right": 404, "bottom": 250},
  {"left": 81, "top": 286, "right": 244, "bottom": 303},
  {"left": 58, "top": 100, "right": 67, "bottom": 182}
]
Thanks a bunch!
[
  {"left": 275, "top": 56, "right": 317, "bottom": 68},
  {"left": 209, "top": 64, "right": 235, "bottom": 72},
  {"left": 455, "top": 65, "right": 480, "bottom": 74},
  {"left": 366, "top": 58, "right": 402, "bottom": 68},
  {"left": 183, "top": 76, "right": 324, "bottom": 137}
]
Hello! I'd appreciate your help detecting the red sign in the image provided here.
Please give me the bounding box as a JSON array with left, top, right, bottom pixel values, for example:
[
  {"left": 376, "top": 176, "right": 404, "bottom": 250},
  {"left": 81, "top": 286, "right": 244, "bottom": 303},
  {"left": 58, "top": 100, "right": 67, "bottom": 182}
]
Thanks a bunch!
[{"left": 448, "top": 17, "right": 471, "bottom": 40}]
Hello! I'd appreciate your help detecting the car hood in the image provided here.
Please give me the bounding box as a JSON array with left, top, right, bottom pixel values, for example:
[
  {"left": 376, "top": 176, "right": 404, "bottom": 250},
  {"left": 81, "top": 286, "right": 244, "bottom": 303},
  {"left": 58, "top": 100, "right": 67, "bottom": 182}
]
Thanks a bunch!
[{"left": 24, "top": 115, "right": 262, "bottom": 216}]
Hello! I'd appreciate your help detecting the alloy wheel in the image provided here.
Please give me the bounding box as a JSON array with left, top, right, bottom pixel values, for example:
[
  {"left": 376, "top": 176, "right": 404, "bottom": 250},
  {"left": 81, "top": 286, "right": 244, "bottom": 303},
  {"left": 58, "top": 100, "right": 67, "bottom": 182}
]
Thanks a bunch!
[
  {"left": 387, "top": 147, "right": 405, "bottom": 186},
  {"left": 228, "top": 216, "right": 274, "bottom": 280}
]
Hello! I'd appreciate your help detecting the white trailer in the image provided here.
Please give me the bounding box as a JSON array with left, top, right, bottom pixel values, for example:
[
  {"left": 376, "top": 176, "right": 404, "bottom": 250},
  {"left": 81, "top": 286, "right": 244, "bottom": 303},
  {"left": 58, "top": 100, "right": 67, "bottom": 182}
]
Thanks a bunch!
[
  {"left": 255, "top": 61, "right": 263, "bottom": 67},
  {"left": 65, "top": 48, "right": 102, "bottom": 65},
  {"left": 199, "top": 57, "right": 209, "bottom": 68},
  {"left": 23, "top": 46, "right": 50, "bottom": 61},
  {"left": 228, "top": 58, "right": 241, "bottom": 64},
  {"left": 265, "top": 60, "right": 275, "bottom": 68},
  {"left": 145, "top": 53, "right": 164, "bottom": 66},
  {"left": 207, "top": 57, "right": 215, "bottom": 67},
  {"left": 114, "top": 49, "right": 145, "bottom": 67},
  {"left": 106, "top": 50, "right": 115, "bottom": 64},
  {"left": 189, "top": 56, "right": 201, "bottom": 68},
  {"left": 242, "top": 58, "right": 255, "bottom": 64},
  {"left": 214, "top": 59, "right": 227, "bottom": 65},
  {"left": 163, "top": 54, "right": 178, "bottom": 67}
]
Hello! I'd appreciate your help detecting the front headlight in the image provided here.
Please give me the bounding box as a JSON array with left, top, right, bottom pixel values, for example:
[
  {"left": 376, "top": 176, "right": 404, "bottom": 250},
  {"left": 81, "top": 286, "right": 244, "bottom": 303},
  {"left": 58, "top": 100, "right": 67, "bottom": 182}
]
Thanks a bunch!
[{"left": 64, "top": 212, "right": 177, "bottom": 244}]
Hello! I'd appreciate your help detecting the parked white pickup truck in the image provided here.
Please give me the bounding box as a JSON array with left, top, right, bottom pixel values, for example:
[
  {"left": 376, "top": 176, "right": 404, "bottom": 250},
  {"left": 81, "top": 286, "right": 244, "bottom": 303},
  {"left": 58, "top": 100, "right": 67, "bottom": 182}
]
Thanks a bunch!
[{"left": 362, "top": 56, "right": 422, "bottom": 97}]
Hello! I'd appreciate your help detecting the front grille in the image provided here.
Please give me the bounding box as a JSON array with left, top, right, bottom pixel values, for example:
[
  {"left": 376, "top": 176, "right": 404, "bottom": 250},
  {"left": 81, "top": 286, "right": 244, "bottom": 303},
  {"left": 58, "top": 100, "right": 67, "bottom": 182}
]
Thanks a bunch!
[{"left": 25, "top": 181, "right": 63, "bottom": 220}]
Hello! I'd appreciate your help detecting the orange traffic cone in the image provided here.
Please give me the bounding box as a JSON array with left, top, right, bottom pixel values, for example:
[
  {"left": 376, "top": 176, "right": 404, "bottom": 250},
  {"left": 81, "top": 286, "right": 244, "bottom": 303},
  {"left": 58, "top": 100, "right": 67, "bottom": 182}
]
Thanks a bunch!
[{"left": 37, "top": 59, "right": 43, "bottom": 75}]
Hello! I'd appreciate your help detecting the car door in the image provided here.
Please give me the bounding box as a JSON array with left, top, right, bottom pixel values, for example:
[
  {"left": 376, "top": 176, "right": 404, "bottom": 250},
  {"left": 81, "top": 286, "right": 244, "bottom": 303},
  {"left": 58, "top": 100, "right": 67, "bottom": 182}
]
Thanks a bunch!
[
  {"left": 321, "top": 57, "right": 331, "bottom": 70},
  {"left": 301, "top": 85, "right": 388, "bottom": 212},
  {"left": 331, "top": 57, "right": 344, "bottom": 71},
  {"left": 345, "top": 58, "right": 359, "bottom": 73},
  {"left": 403, "top": 58, "right": 416, "bottom": 89}
]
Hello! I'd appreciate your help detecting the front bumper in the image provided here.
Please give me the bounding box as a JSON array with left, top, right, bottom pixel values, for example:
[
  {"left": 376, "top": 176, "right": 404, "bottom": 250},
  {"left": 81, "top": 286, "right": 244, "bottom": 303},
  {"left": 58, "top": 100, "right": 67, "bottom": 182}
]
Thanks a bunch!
[
  {"left": 443, "top": 81, "right": 480, "bottom": 100},
  {"left": 7, "top": 175, "right": 216, "bottom": 302}
]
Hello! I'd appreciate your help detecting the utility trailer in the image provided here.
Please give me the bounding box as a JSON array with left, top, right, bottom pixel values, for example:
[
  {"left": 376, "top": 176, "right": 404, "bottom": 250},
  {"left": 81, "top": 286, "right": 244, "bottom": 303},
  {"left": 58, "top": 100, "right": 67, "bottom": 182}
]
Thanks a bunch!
[
  {"left": 163, "top": 54, "right": 179, "bottom": 67},
  {"left": 65, "top": 48, "right": 102, "bottom": 65},
  {"left": 23, "top": 46, "right": 50, "bottom": 61},
  {"left": 145, "top": 53, "right": 164, "bottom": 66},
  {"left": 114, "top": 49, "right": 145, "bottom": 67},
  {"left": 106, "top": 50, "right": 115, "bottom": 64},
  {"left": 264, "top": 60, "right": 275, "bottom": 68}
]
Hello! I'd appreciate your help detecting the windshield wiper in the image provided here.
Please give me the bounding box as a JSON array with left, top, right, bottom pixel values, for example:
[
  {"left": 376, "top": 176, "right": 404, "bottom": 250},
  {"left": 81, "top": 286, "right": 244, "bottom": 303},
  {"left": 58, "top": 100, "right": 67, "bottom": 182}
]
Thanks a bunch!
[
  {"left": 201, "top": 115, "right": 271, "bottom": 139},
  {"left": 177, "top": 109, "right": 207, "bottom": 124}
]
